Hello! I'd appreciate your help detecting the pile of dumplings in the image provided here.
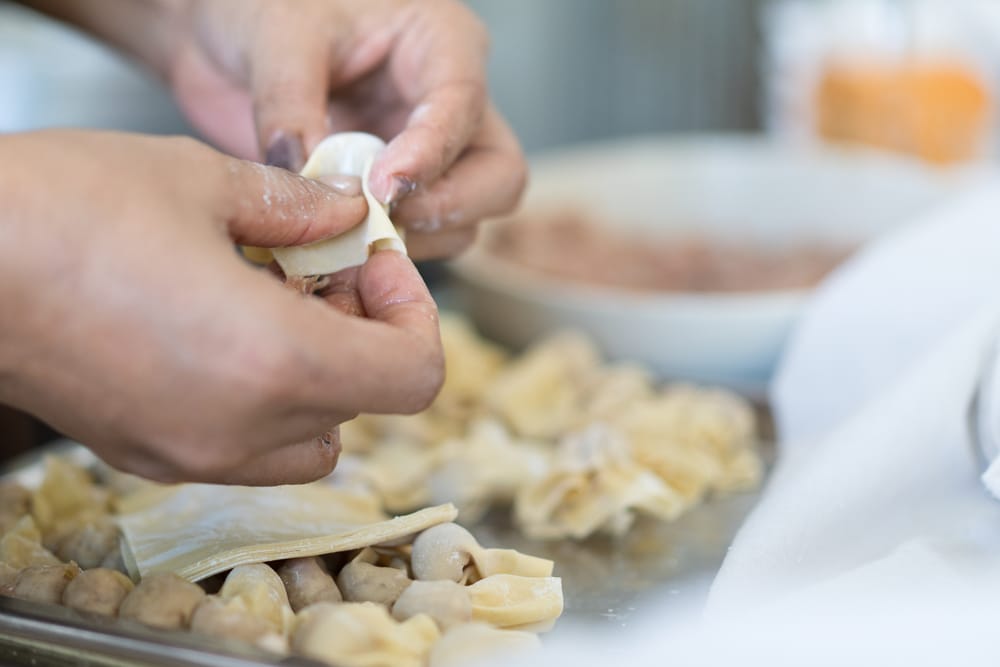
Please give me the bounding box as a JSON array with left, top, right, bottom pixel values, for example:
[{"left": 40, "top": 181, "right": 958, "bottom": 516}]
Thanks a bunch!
[
  {"left": 0, "top": 458, "right": 562, "bottom": 667},
  {"left": 337, "top": 314, "right": 764, "bottom": 539}
]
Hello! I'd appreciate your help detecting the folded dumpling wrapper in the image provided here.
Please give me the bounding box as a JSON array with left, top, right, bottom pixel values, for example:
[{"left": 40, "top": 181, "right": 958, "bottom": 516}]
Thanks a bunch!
[
  {"left": 428, "top": 622, "right": 541, "bottom": 667},
  {"left": 269, "top": 132, "right": 406, "bottom": 276},
  {"left": 467, "top": 574, "right": 564, "bottom": 631},
  {"left": 292, "top": 602, "right": 440, "bottom": 667},
  {"left": 116, "top": 482, "right": 457, "bottom": 582},
  {"left": 514, "top": 424, "right": 688, "bottom": 539}
]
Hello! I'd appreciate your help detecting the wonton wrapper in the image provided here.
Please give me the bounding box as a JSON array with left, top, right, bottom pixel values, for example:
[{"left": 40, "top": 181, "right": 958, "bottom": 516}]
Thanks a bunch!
[
  {"left": 269, "top": 132, "right": 406, "bottom": 276},
  {"left": 615, "top": 385, "right": 761, "bottom": 501},
  {"left": 426, "top": 420, "right": 549, "bottom": 521},
  {"left": 292, "top": 602, "right": 439, "bottom": 667},
  {"left": 356, "top": 439, "right": 445, "bottom": 513},
  {"left": 410, "top": 523, "right": 554, "bottom": 585},
  {"left": 485, "top": 332, "right": 601, "bottom": 439},
  {"left": 515, "top": 425, "right": 688, "bottom": 539},
  {"left": 429, "top": 622, "right": 540, "bottom": 667},
  {"left": 467, "top": 574, "right": 564, "bottom": 631},
  {"left": 116, "top": 482, "right": 456, "bottom": 581}
]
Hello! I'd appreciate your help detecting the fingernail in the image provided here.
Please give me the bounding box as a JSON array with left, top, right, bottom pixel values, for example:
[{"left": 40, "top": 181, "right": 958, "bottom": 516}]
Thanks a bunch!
[
  {"left": 265, "top": 131, "right": 305, "bottom": 171},
  {"left": 385, "top": 176, "right": 417, "bottom": 205},
  {"left": 319, "top": 174, "right": 362, "bottom": 197}
]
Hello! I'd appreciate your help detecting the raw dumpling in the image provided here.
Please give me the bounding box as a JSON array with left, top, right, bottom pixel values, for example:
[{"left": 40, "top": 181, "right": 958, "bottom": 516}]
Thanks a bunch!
[
  {"left": 189, "top": 563, "right": 293, "bottom": 652},
  {"left": 31, "top": 456, "right": 110, "bottom": 539},
  {"left": 118, "top": 572, "right": 206, "bottom": 630},
  {"left": 10, "top": 563, "right": 82, "bottom": 605},
  {"left": 0, "top": 482, "right": 31, "bottom": 535},
  {"left": 336, "top": 547, "right": 412, "bottom": 606},
  {"left": 391, "top": 580, "right": 472, "bottom": 630},
  {"left": 514, "top": 425, "right": 688, "bottom": 539},
  {"left": 428, "top": 622, "right": 540, "bottom": 667},
  {"left": 218, "top": 564, "right": 294, "bottom": 636},
  {"left": 276, "top": 557, "right": 342, "bottom": 612},
  {"left": 485, "top": 332, "right": 601, "bottom": 439},
  {"left": 270, "top": 132, "right": 406, "bottom": 277},
  {"left": 614, "top": 385, "right": 761, "bottom": 501},
  {"left": 62, "top": 568, "right": 134, "bottom": 616},
  {"left": 425, "top": 420, "right": 549, "bottom": 522},
  {"left": 410, "top": 523, "right": 554, "bottom": 584},
  {"left": 467, "top": 574, "right": 564, "bottom": 631},
  {"left": 292, "top": 602, "right": 439, "bottom": 667},
  {"left": 0, "top": 516, "right": 61, "bottom": 569}
]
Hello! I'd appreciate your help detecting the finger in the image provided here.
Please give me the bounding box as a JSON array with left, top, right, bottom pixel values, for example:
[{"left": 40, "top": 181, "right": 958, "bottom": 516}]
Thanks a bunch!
[
  {"left": 269, "top": 250, "right": 444, "bottom": 415},
  {"left": 368, "top": 82, "right": 486, "bottom": 204},
  {"left": 390, "top": 110, "right": 527, "bottom": 235},
  {"left": 367, "top": 5, "right": 490, "bottom": 203},
  {"left": 250, "top": 10, "right": 334, "bottom": 170},
  {"left": 317, "top": 266, "right": 366, "bottom": 317},
  {"left": 217, "top": 429, "right": 342, "bottom": 486},
  {"left": 405, "top": 228, "right": 478, "bottom": 261},
  {"left": 223, "top": 158, "right": 367, "bottom": 247}
]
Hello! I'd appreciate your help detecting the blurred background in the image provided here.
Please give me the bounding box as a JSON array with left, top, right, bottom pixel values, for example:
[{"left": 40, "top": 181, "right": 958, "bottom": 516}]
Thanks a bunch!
[
  {"left": 5, "top": 0, "right": 1000, "bottom": 160},
  {"left": 0, "top": 0, "right": 766, "bottom": 149}
]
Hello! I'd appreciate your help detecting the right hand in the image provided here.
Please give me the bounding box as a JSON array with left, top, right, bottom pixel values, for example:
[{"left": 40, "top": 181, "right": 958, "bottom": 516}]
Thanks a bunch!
[{"left": 0, "top": 130, "right": 444, "bottom": 485}]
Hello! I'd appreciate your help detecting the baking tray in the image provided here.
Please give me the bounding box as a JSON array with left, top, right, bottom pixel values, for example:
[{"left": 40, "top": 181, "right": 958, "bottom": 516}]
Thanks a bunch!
[{"left": 0, "top": 439, "right": 771, "bottom": 664}]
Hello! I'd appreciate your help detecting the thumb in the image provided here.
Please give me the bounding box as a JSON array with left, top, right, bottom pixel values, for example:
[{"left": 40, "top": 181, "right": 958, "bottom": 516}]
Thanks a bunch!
[{"left": 223, "top": 158, "right": 368, "bottom": 248}]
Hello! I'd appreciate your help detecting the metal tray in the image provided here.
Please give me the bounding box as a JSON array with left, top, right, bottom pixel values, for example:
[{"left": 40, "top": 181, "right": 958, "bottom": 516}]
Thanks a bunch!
[{"left": 0, "top": 439, "right": 770, "bottom": 664}]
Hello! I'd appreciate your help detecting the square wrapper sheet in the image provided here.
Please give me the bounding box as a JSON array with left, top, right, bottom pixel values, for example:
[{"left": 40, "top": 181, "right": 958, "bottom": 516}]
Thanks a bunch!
[{"left": 117, "top": 482, "right": 457, "bottom": 581}]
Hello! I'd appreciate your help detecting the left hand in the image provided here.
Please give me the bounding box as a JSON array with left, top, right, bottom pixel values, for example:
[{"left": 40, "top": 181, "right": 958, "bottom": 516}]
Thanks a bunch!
[{"left": 167, "top": 0, "right": 527, "bottom": 260}]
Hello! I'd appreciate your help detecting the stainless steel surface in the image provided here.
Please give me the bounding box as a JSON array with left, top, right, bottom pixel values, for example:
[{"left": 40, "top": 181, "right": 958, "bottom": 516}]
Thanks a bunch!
[
  {"left": 1, "top": 438, "right": 771, "bottom": 663},
  {"left": 471, "top": 491, "right": 763, "bottom": 628},
  {"left": 0, "top": 597, "right": 319, "bottom": 667}
]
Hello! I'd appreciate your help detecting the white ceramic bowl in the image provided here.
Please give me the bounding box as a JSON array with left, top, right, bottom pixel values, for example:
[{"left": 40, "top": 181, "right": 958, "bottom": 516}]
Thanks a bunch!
[{"left": 449, "top": 134, "right": 982, "bottom": 395}]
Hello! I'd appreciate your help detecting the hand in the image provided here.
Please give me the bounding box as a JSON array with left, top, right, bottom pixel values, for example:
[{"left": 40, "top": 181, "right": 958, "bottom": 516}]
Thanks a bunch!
[
  {"left": 169, "top": 0, "right": 527, "bottom": 260},
  {"left": 0, "top": 130, "right": 444, "bottom": 485}
]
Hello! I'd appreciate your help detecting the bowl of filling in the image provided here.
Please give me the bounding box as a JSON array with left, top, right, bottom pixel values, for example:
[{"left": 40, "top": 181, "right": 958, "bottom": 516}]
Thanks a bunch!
[{"left": 449, "top": 134, "right": 979, "bottom": 394}]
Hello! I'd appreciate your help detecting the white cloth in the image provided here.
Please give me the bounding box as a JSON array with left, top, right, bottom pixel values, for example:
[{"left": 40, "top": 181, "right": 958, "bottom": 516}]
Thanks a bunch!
[
  {"left": 709, "top": 186, "right": 1000, "bottom": 612},
  {"left": 523, "top": 183, "right": 1000, "bottom": 666}
]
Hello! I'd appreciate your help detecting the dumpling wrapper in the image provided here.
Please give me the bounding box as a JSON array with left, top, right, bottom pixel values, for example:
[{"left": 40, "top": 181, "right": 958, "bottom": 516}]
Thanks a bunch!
[
  {"left": 428, "top": 622, "right": 540, "bottom": 667},
  {"left": 467, "top": 574, "right": 564, "bottom": 631},
  {"left": 292, "top": 602, "right": 440, "bottom": 667},
  {"left": 269, "top": 132, "right": 406, "bottom": 276},
  {"left": 514, "top": 424, "right": 688, "bottom": 539},
  {"left": 116, "top": 482, "right": 456, "bottom": 582}
]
